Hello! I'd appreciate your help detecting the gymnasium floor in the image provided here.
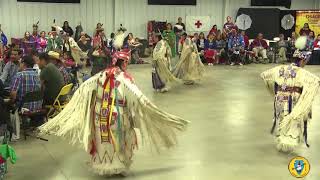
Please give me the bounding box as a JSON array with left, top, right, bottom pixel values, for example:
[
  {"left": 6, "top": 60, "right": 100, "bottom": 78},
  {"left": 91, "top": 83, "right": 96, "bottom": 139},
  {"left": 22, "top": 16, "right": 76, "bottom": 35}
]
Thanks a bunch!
[{"left": 7, "top": 63, "right": 320, "bottom": 180}]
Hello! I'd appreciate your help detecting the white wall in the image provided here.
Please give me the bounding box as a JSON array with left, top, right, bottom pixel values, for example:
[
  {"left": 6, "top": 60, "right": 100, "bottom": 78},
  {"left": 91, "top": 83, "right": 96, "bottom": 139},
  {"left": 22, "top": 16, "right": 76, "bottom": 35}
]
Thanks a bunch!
[
  {"left": 0, "top": 0, "right": 114, "bottom": 40},
  {"left": 115, "top": 0, "right": 227, "bottom": 37},
  {"left": 0, "top": 0, "right": 319, "bottom": 40}
]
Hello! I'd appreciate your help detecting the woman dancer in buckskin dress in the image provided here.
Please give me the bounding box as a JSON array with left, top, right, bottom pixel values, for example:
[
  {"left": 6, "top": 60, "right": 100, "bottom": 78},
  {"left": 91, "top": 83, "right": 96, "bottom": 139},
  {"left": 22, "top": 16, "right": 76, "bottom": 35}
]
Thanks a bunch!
[
  {"left": 152, "top": 34, "right": 179, "bottom": 92},
  {"left": 173, "top": 36, "right": 205, "bottom": 85},
  {"left": 261, "top": 36, "right": 320, "bottom": 153},
  {"left": 39, "top": 51, "right": 188, "bottom": 176}
]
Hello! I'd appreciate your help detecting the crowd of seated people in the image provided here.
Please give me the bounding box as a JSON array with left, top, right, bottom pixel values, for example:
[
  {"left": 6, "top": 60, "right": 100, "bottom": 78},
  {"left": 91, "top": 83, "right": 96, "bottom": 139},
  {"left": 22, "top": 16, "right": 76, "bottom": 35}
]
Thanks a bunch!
[
  {"left": 0, "top": 19, "right": 153, "bottom": 141},
  {"left": 167, "top": 17, "right": 320, "bottom": 66},
  {"left": 170, "top": 16, "right": 272, "bottom": 66}
]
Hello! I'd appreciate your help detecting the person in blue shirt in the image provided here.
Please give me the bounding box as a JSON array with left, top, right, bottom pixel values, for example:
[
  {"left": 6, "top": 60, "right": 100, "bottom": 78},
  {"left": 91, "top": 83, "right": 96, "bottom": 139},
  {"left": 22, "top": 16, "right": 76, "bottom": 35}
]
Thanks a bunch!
[
  {"left": 228, "top": 29, "right": 245, "bottom": 66},
  {"left": 0, "top": 50, "right": 21, "bottom": 87},
  {"left": 204, "top": 33, "right": 217, "bottom": 66}
]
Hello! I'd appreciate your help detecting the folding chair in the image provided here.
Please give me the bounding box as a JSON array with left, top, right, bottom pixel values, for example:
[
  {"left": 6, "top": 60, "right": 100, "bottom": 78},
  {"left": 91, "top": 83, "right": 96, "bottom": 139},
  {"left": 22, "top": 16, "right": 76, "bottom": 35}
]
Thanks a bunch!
[
  {"left": 46, "top": 83, "right": 73, "bottom": 118},
  {"left": 19, "top": 91, "right": 47, "bottom": 140}
]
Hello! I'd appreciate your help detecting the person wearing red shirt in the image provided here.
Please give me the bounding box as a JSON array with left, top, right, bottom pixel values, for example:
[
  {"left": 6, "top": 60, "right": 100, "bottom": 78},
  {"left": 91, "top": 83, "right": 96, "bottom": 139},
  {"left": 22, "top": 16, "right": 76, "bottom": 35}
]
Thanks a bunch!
[
  {"left": 313, "top": 34, "right": 320, "bottom": 50},
  {"left": 250, "top": 33, "right": 269, "bottom": 63},
  {"left": 209, "top": 25, "right": 218, "bottom": 36},
  {"left": 241, "top": 31, "right": 249, "bottom": 49},
  {"left": 223, "top": 16, "right": 238, "bottom": 37}
]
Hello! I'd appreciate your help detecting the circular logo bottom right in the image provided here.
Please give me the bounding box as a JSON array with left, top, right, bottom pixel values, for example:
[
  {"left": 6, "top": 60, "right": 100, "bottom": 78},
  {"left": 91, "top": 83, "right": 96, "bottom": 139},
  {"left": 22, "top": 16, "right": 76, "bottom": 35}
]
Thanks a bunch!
[{"left": 288, "top": 156, "right": 310, "bottom": 178}]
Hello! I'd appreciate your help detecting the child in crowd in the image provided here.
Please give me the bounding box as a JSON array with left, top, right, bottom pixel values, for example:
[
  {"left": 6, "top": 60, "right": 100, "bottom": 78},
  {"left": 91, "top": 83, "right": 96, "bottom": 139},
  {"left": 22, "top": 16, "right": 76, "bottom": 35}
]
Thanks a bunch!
[
  {"left": 196, "top": 32, "right": 207, "bottom": 63},
  {"left": 204, "top": 33, "right": 217, "bottom": 66},
  {"left": 63, "top": 52, "right": 76, "bottom": 68},
  {"left": 215, "top": 33, "right": 227, "bottom": 64}
]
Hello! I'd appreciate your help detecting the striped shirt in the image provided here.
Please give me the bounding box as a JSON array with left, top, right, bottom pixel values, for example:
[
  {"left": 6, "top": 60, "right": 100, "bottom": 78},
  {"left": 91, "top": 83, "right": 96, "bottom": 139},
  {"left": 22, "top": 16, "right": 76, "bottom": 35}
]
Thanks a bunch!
[{"left": 11, "top": 68, "right": 42, "bottom": 111}]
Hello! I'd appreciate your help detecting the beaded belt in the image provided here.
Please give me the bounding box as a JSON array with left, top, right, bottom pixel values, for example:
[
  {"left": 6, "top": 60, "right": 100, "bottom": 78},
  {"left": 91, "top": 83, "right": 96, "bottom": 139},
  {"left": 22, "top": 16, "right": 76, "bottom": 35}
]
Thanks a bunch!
[{"left": 277, "top": 86, "right": 302, "bottom": 94}]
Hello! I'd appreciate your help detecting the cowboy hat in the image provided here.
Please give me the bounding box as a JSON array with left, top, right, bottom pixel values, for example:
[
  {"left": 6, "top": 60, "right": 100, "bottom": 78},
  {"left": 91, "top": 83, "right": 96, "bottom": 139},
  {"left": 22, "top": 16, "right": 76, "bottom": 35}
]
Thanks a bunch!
[{"left": 48, "top": 51, "right": 60, "bottom": 60}]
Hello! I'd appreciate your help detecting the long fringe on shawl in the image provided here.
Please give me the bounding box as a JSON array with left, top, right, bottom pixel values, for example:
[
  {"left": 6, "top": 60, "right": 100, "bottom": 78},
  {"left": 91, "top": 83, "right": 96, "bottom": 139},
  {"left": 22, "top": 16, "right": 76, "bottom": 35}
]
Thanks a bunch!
[
  {"left": 261, "top": 66, "right": 320, "bottom": 152},
  {"left": 114, "top": 33, "right": 125, "bottom": 50},
  {"left": 154, "top": 59, "right": 180, "bottom": 87},
  {"left": 121, "top": 75, "right": 189, "bottom": 152},
  {"left": 173, "top": 40, "right": 205, "bottom": 82},
  {"left": 39, "top": 74, "right": 100, "bottom": 152},
  {"left": 39, "top": 71, "right": 189, "bottom": 153}
]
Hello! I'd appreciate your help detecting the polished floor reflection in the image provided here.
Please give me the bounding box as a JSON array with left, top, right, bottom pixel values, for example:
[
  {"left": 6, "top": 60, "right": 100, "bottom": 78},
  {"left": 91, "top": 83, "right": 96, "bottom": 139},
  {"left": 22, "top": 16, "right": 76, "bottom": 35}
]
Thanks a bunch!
[{"left": 7, "top": 63, "right": 320, "bottom": 180}]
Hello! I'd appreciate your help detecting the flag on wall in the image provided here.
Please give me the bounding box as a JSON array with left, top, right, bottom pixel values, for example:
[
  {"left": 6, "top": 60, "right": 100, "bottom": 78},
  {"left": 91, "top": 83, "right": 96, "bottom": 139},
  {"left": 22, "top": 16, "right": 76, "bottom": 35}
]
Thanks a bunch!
[{"left": 186, "top": 16, "right": 211, "bottom": 32}]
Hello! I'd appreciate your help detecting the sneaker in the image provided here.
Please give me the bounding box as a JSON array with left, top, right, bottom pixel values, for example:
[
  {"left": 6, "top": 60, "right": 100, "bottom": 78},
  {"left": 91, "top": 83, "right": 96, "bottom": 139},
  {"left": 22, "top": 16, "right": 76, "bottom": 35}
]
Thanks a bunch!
[
  {"left": 230, "top": 63, "right": 235, "bottom": 66},
  {"left": 11, "top": 135, "right": 20, "bottom": 142},
  {"left": 239, "top": 63, "right": 243, "bottom": 66},
  {"left": 160, "top": 88, "right": 168, "bottom": 93}
]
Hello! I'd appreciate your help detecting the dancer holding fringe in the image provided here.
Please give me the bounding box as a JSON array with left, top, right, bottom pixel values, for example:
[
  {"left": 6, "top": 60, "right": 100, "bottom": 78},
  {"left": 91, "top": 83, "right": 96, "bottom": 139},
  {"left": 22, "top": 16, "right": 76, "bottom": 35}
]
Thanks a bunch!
[
  {"left": 152, "top": 33, "right": 180, "bottom": 92},
  {"left": 173, "top": 35, "right": 205, "bottom": 85},
  {"left": 261, "top": 36, "right": 320, "bottom": 153},
  {"left": 39, "top": 51, "right": 188, "bottom": 176}
]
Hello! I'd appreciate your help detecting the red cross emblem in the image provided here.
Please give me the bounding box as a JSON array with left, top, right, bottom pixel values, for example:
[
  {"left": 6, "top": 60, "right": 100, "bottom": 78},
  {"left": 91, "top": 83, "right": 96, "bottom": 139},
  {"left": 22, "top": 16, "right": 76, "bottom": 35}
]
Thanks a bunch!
[{"left": 195, "top": 20, "right": 202, "bottom": 28}]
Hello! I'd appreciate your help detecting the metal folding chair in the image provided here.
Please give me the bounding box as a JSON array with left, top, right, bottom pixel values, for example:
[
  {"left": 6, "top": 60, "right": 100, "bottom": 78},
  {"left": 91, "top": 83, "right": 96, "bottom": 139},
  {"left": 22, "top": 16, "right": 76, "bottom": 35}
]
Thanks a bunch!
[{"left": 46, "top": 83, "right": 73, "bottom": 118}]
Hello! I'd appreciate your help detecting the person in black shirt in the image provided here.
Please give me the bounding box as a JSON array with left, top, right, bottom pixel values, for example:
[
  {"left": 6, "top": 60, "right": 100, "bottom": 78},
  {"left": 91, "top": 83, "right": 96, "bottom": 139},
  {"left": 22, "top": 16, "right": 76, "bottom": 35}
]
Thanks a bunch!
[
  {"left": 174, "top": 17, "right": 186, "bottom": 33},
  {"left": 62, "top": 21, "right": 74, "bottom": 37},
  {"left": 0, "top": 79, "right": 10, "bottom": 124},
  {"left": 174, "top": 17, "right": 186, "bottom": 54}
]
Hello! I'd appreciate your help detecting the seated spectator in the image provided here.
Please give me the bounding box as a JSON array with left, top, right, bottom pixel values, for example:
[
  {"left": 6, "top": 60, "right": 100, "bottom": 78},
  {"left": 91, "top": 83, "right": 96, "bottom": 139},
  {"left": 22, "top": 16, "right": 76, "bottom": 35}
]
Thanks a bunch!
[
  {"left": 77, "top": 34, "right": 92, "bottom": 53},
  {"left": 314, "top": 34, "right": 320, "bottom": 50},
  {"left": 209, "top": 25, "right": 218, "bottom": 37},
  {"left": 63, "top": 52, "right": 76, "bottom": 68},
  {"left": 204, "top": 33, "right": 217, "bottom": 66},
  {"left": 216, "top": 30, "right": 222, "bottom": 37},
  {"left": 308, "top": 34, "right": 320, "bottom": 65},
  {"left": 241, "top": 31, "right": 249, "bottom": 49},
  {"left": 48, "top": 51, "right": 71, "bottom": 85},
  {"left": 10, "top": 55, "right": 42, "bottom": 112},
  {"left": 0, "top": 49, "right": 20, "bottom": 87},
  {"left": 196, "top": 32, "right": 206, "bottom": 52},
  {"left": 228, "top": 29, "right": 245, "bottom": 66},
  {"left": 192, "top": 33, "right": 199, "bottom": 43},
  {"left": 38, "top": 52, "right": 64, "bottom": 106},
  {"left": 79, "top": 32, "right": 92, "bottom": 43},
  {"left": 288, "top": 32, "right": 297, "bottom": 51},
  {"left": 250, "top": 33, "right": 269, "bottom": 63},
  {"left": 0, "top": 79, "right": 10, "bottom": 125},
  {"left": 299, "top": 23, "right": 313, "bottom": 36},
  {"left": 215, "top": 34, "right": 227, "bottom": 64},
  {"left": 306, "top": 31, "right": 315, "bottom": 51},
  {"left": 23, "top": 31, "right": 35, "bottom": 43},
  {"left": 287, "top": 32, "right": 298, "bottom": 61},
  {"left": 196, "top": 32, "right": 206, "bottom": 62},
  {"left": 277, "top": 34, "right": 288, "bottom": 63}
]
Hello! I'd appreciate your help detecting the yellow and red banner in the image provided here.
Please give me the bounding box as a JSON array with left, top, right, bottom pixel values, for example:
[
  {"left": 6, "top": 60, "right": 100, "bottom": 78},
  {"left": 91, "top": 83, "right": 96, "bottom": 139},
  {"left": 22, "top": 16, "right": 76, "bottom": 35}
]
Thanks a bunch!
[{"left": 296, "top": 11, "right": 320, "bottom": 36}]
